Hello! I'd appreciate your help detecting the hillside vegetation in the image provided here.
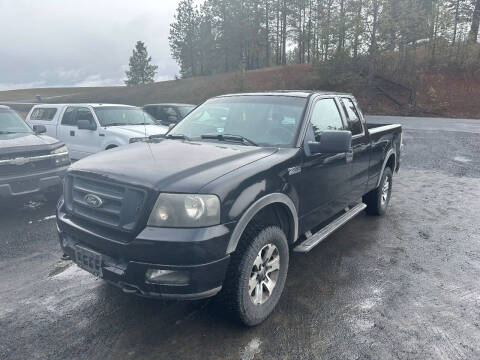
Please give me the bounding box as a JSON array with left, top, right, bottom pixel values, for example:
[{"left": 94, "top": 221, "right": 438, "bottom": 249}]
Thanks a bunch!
[{"left": 1, "top": 64, "right": 479, "bottom": 119}]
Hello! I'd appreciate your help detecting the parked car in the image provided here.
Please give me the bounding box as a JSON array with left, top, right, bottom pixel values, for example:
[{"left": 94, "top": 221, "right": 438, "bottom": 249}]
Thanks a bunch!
[
  {"left": 26, "top": 104, "right": 168, "bottom": 160},
  {"left": 0, "top": 105, "right": 70, "bottom": 202},
  {"left": 56, "top": 92, "right": 402, "bottom": 326},
  {"left": 143, "top": 103, "right": 196, "bottom": 126}
]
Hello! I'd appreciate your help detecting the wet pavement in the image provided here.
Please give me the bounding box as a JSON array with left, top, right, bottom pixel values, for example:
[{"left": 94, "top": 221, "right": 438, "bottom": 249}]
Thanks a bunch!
[{"left": 1, "top": 116, "right": 479, "bottom": 360}]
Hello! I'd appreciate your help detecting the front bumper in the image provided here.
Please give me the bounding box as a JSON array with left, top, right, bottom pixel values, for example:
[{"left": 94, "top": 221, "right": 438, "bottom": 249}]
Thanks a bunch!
[
  {"left": 56, "top": 206, "right": 234, "bottom": 300},
  {"left": 0, "top": 166, "right": 68, "bottom": 198}
]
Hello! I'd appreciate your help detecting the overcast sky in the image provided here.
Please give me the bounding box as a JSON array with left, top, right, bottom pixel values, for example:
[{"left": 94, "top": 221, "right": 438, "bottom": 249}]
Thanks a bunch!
[{"left": 0, "top": 0, "right": 182, "bottom": 90}]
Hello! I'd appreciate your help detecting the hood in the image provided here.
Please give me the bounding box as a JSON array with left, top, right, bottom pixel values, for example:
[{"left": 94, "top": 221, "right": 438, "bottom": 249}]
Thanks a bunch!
[
  {"left": 105, "top": 124, "right": 167, "bottom": 138},
  {"left": 69, "top": 139, "right": 278, "bottom": 193},
  {"left": 0, "top": 133, "right": 61, "bottom": 155}
]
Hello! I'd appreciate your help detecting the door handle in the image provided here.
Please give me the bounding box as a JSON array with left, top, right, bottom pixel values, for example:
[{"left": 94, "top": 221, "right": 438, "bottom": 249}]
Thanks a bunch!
[{"left": 70, "top": 130, "right": 75, "bottom": 136}]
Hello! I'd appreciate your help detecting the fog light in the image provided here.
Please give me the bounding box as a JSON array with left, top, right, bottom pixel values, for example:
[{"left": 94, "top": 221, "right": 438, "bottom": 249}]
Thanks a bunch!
[{"left": 145, "top": 269, "right": 190, "bottom": 285}]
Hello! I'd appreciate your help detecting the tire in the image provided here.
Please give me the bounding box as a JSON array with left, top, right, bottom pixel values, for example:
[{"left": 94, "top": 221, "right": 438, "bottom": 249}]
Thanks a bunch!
[
  {"left": 220, "top": 223, "right": 289, "bottom": 326},
  {"left": 363, "top": 167, "right": 393, "bottom": 216}
]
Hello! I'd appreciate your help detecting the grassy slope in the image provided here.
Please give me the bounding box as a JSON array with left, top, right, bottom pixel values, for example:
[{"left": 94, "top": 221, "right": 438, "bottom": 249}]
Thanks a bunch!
[{"left": 1, "top": 64, "right": 479, "bottom": 119}]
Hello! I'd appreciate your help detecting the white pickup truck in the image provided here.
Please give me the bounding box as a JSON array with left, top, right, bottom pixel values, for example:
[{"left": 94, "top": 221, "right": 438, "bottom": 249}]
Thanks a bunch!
[{"left": 26, "top": 104, "right": 168, "bottom": 160}]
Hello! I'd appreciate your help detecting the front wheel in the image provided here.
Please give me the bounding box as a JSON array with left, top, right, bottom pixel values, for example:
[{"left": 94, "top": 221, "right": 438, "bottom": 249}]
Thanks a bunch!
[
  {"left": 363, "top": 167, "right": 393, "bottom": 216},
  {"left": 220, "top": 224, "right": 289, "bottom": 326}
]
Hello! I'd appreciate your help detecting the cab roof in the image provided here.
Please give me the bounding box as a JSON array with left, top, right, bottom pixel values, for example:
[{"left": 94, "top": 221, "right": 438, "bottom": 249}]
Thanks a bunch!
[
  {"left": 144, "top": 103, "right": 196, "bottom": 107},
  {"left": 217, "top": 90, "right": 353, "bottom": 98},
  {"left": 31, "top": 103, "right": 136, "bottom": 108}
]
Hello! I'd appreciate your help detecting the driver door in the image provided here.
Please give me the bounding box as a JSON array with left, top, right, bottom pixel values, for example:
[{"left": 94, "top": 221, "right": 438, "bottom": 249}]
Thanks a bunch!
[{"left": 295, "top": 97, "right": 351, "bottom": 232}]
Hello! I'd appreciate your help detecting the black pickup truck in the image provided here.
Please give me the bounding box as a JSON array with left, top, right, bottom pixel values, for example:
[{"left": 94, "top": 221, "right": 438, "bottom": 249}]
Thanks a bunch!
[
  {"left": 56, "top": 91, "right": 402, "bottom": 326},
  {"left": 0, "top": 105, "right": 70, "bottom": 201}
]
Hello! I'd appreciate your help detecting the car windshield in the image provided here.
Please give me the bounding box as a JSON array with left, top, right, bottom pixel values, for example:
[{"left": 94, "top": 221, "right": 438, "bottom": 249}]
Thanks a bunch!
[
  {"left": 177, "top": 105, "right": 196, "bottom": 117},
  {"left": 169, "top": 96, "right": 307, "bottom": 147},
  {"left": 94, "top": 107, "right": 156, "bottom": 127},
  {"left": 0, "top": 109, "right": 32, "bottom": 134}
]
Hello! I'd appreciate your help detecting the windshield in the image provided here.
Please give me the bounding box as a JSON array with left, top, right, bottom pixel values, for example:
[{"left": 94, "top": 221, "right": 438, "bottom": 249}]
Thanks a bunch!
[
  {"left": 170, "top": 96, "right": 307, "bottom": 147},
  {"left": 94, "top": 107, "right": 156, "bottom": 127},
  {"left": 0, "top": 109, "right": 32, "bottom": 134},
  {"left": 178, "top": 105, "right": 196, "bottom": 117}
]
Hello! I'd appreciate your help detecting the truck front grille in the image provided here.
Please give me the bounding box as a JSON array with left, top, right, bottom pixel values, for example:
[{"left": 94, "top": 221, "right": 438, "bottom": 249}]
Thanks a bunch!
[
  {"left": 0, "top": 157, "right": 56, "bottom": 177},
  {"left": 64, "top": 174, "right": 148, "bottom": 233}
]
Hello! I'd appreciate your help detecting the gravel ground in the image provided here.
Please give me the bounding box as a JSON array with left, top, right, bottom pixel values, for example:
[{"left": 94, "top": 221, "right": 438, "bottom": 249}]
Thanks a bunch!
[{"left": 0, "top": 117, "right": 479, "bottom": 360}]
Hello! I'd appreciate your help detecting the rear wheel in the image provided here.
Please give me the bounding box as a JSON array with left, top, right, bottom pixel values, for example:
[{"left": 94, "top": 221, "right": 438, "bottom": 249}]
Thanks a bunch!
[
  {"left": 220, "top": 223, "right": 289, "bottom": 326},
  {"left": 363, "top": 167, "right": 393, "bottom": 216}
]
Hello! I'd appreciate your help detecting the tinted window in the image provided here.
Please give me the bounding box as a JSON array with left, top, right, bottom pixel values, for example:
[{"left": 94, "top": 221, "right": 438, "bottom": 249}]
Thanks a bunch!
[
  {"left": 310, "top": 98, "right": 344, "bottom": 142},
  {"left": 77, "top": 108, "right": 94, "bottom": 122},
  {"left": 61, "top": 107, "right": 76, "bottom": 125},
  {"left": 94, "top": 107, "right": 155, "bottom": 126},
  {"left": 177, "top": 106, "right": 195, "bottom": 118},
  {"left": 30, "top": 108, "right": 57, "bottom": 121},
  {"left": 156, "top": 106, "right": 177, "bottom": 121},
  {"left": 171, "top": 96, "right": 307, "bottom": 147},
  {"left": 342, "top": 98, "right": 363, "bottom": 135}
]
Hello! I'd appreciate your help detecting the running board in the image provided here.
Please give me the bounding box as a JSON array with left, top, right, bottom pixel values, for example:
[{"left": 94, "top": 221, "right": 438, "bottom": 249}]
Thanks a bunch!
[{"left": 294, "top": 203, "right": 367, "bottom": 253}]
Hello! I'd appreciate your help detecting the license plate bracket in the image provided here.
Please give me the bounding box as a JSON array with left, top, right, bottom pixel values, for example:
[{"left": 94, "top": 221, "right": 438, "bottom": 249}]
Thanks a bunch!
[{"left": 74, "top": 245, "right": 103, "bottom": 277}]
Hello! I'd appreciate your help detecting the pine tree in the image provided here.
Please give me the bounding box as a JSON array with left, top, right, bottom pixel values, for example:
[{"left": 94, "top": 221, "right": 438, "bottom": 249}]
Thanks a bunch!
[{"left": 124, "top": 41, "right": 158, "bottom": 86}]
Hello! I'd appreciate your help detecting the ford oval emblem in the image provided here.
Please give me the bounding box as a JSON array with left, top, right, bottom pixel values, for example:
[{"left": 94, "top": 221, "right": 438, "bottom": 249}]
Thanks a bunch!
[{"left": 84, "top": 194, "right": 103, "bottom": 208}]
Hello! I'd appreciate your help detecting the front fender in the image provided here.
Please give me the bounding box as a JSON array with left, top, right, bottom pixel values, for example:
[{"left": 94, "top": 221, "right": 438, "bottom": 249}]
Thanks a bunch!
[{"left": 226, "top": 193, "right": 298, "bottom": 254}]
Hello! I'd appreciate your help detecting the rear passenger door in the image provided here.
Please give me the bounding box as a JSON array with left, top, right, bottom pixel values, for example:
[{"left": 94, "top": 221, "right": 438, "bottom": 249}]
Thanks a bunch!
[
  {"left": 340, "top": 97, "right": 370, "bottom": 201},
  {"left": 297, "top": 97, "right": 352, "bottom": 232}
]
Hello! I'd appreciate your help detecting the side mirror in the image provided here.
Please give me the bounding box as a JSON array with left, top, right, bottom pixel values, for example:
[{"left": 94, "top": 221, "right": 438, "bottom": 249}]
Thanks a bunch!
[
  {"left": 33, "top": 124, "right": 46, "bottom": 134},
  {"left": 77, "top": 120, "right": 97, "bottom": 131},
  {"left": 308, "top": 130, "right": 352, "bottom": 155}
]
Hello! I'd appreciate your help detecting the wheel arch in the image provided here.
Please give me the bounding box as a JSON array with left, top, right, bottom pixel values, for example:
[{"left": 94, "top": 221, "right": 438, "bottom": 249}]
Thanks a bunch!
[
  {"left": 376, "top": 149, "right": 396, "bottom": 188},
  {"left": 226, "top": 193, "right": 298, "bottom": 255}
]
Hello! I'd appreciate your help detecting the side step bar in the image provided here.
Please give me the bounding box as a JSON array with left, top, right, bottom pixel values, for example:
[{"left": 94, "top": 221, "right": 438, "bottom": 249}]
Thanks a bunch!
[{"left": 294, "top": 203, "right": 367, "bottom": 253}]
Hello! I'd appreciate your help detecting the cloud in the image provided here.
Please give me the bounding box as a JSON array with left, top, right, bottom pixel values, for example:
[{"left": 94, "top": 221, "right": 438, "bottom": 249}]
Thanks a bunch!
[{"left": 0, "top": 0, "right": 180, "bottom": 90}]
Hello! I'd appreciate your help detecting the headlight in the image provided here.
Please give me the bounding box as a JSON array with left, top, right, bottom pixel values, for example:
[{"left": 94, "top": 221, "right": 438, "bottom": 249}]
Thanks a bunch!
[
  {"left": 129, "top": 137, "right": 149, "bottom": 144},
  {"left": 52, "top": 145, "right": 69, "bottom": 155},
  {"left": 147, "top": 193, "right": 220, "bottom": 228},
  {"left": 52, "top": 145, "right": 70, "bottom": 166}
]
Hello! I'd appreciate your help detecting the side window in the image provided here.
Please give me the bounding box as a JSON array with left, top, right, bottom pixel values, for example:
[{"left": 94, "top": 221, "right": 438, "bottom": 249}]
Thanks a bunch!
[
  {"left": 61, "top": 107, "right": 76, "bottom": 125},
  {"left": 342, "top": 98, "right": 363, "bottom": 136},
  {"left": 164, "top": 107, "right": 178, "bottom": 119},
  {"left": 31, "top": 108, "right": 57, "bottom": 121},
  {"left": 310, "top": 98, "right": 344, "bottom": 142},
  {"left": 156, "top": 107, "right": 168, "bottom": 121},
  {"left": 76, "top": 108, "right": 94, "bottom": 122},
  {"left": 144, "top": 107, "right": 156, "bottom": 118}
]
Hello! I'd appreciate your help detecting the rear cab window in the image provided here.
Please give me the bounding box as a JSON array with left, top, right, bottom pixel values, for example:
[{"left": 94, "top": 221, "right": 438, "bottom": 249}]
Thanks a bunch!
[
  {"left": 30, "top": 108, "right": 57, "bottom": 121},
  {"left": 341, "top": 98, "right": 364, "bottom": 136}
]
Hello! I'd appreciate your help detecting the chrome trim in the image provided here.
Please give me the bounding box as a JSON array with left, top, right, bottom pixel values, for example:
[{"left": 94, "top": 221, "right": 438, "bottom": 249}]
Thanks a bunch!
[
  {"left": 368, "top": 124, "right": 401, "bottom": 135},
  {"left": 294, "top": 203, "right": 367, "bottom": 253},
  {"left": 0, "top": 152, "right": 69, "bottom": 165}
]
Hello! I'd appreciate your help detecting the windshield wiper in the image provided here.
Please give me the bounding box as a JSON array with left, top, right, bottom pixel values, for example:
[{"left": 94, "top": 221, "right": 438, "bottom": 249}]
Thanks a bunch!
[
  {"left": 103, "top": 123, "right": 125, "bottom": 127},
  {"left": 165, "top": 133, "right": 191, "bottom": 141},
  {"left": 201, "top": 134, "right": 258, "bottom": 146},
  {"left": 0, "top": 131, "right": 22, "bottom": 134}
]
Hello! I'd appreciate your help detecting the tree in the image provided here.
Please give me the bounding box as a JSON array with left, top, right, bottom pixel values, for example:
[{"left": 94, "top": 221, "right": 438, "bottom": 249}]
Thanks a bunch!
[
  {"left": 169, "top": 0, "right": 200, "bottom": 77},
  {"left": 469, "top": 0, "right": 480, "bottom": 43},
  {"left": 124, "top": 41, "right": 158, "bottom": 86}
]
